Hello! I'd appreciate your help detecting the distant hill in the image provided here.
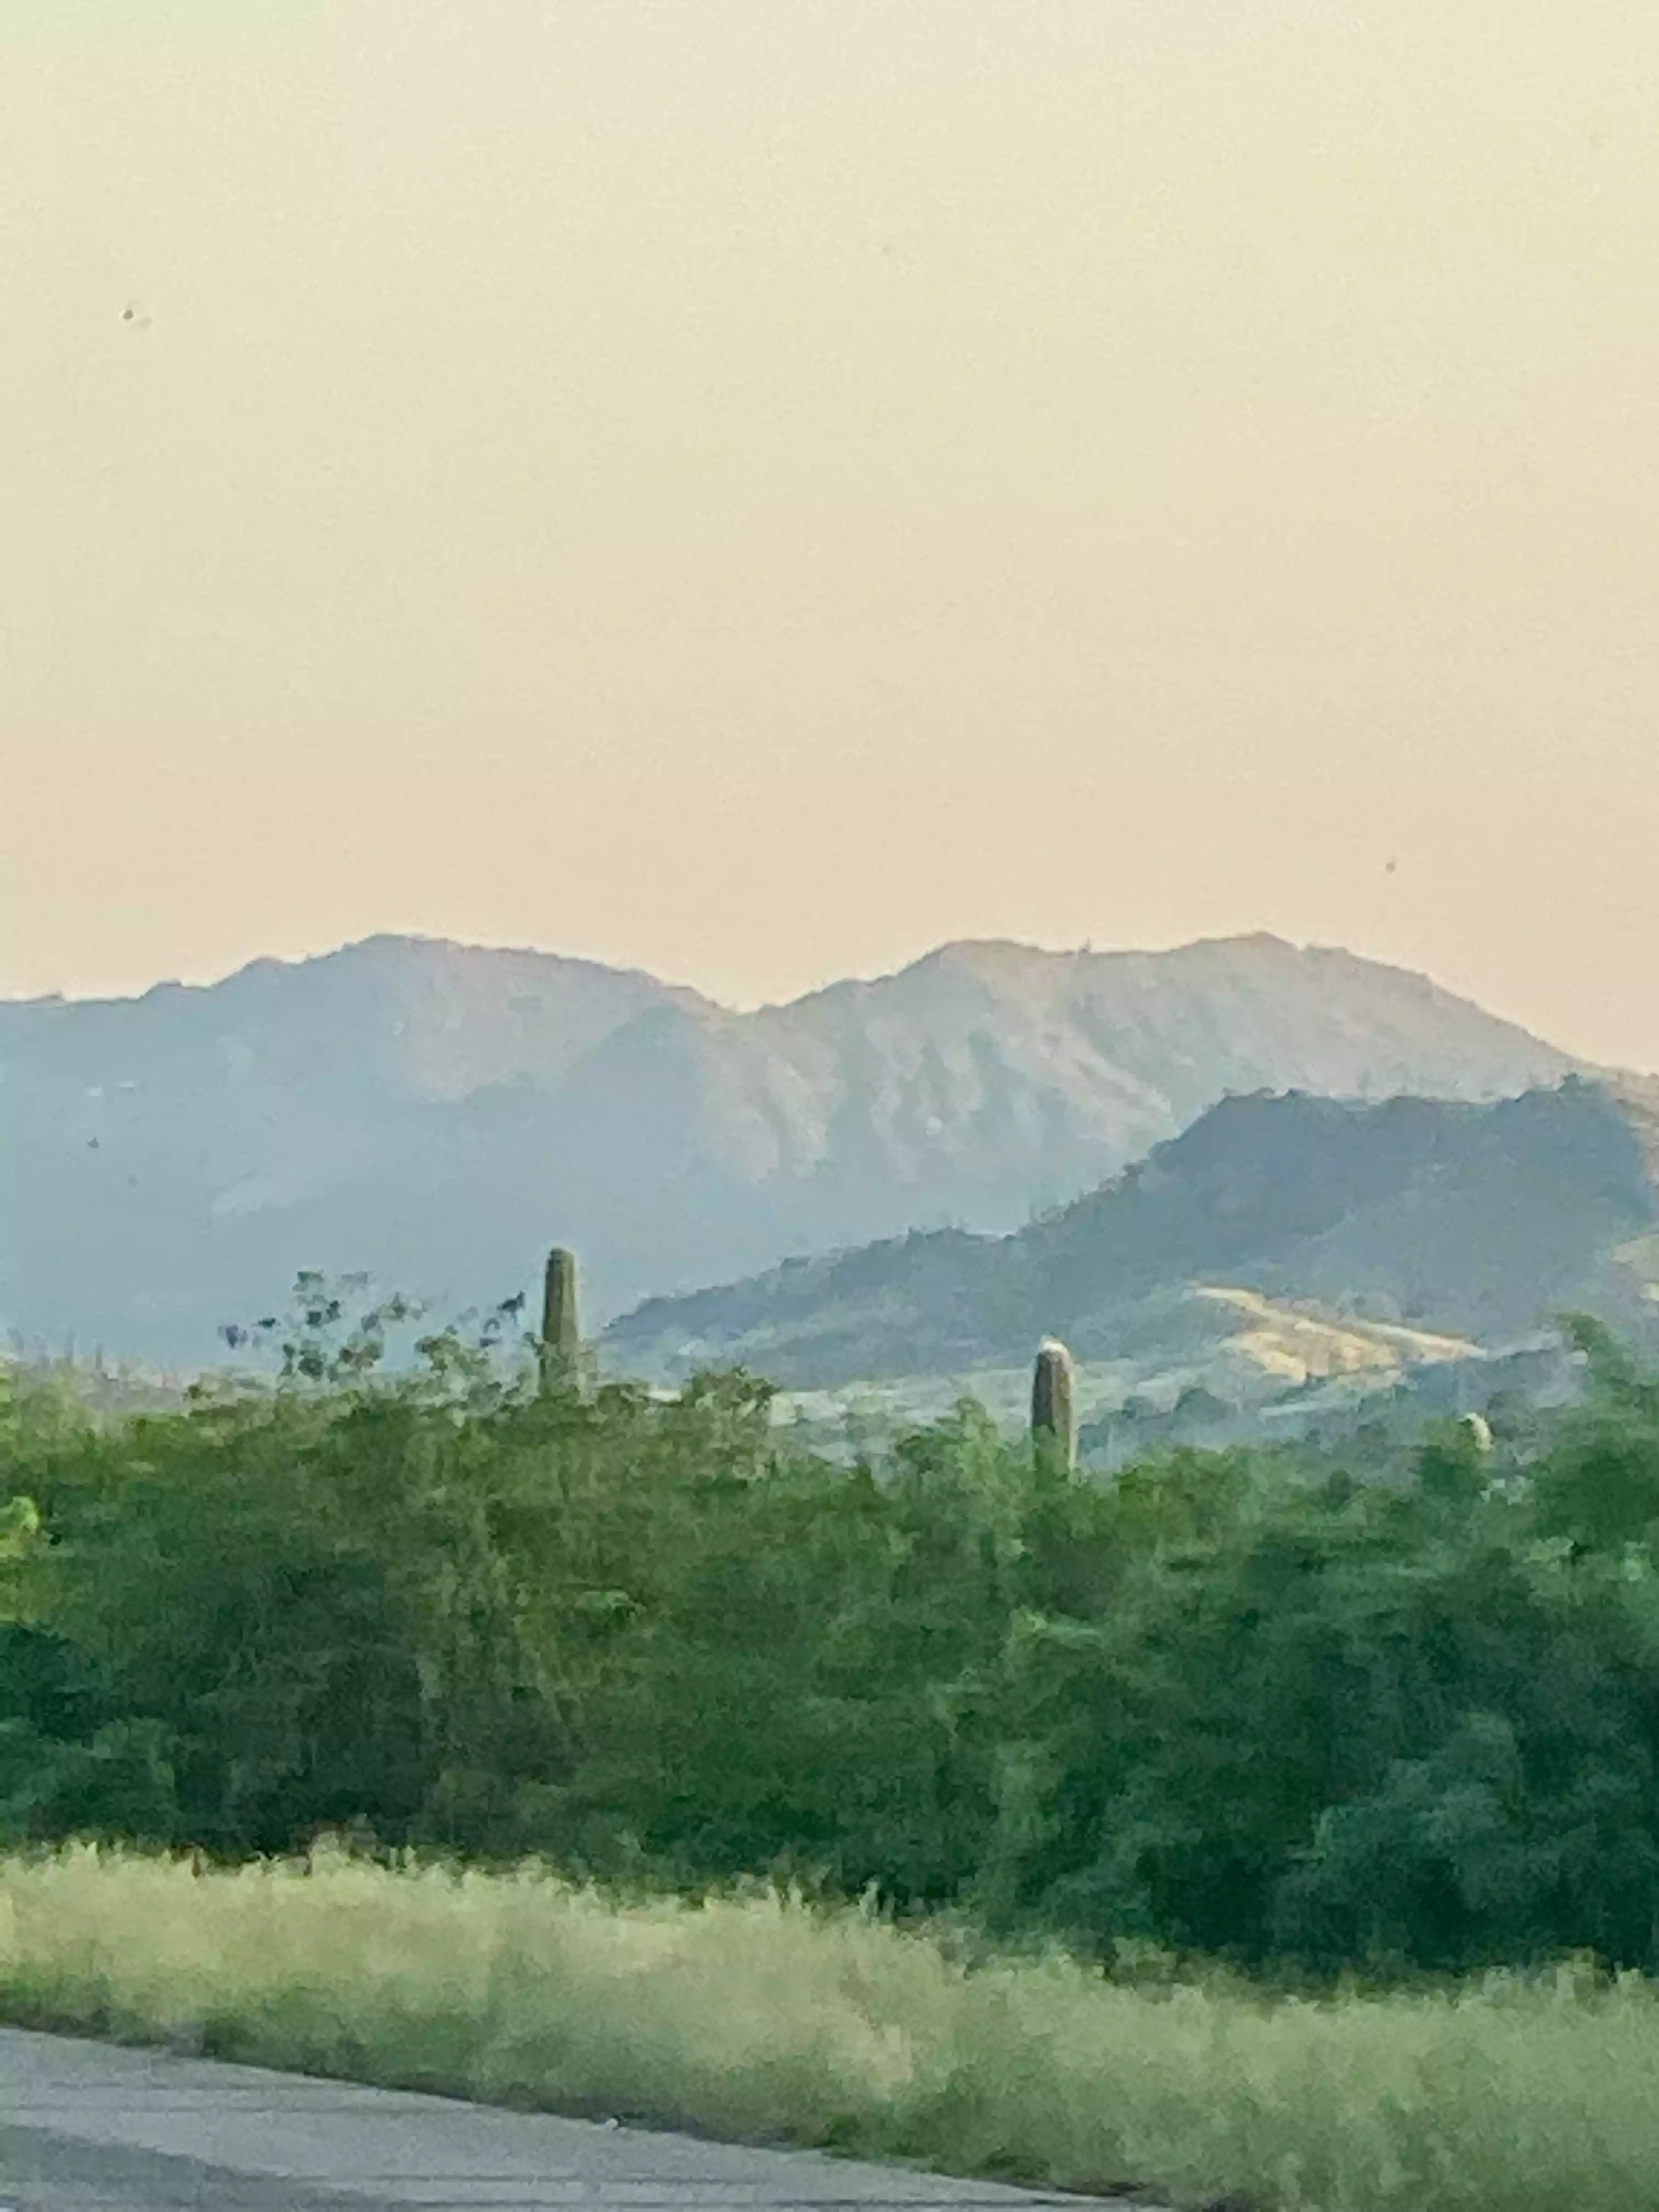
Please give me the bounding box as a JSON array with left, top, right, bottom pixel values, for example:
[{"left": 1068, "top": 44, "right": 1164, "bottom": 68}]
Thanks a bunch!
[
  {"left": 604, "top": 1079, "right": 1659, "bottom": 1391},
  {"left": 2, "top": 930, "right": 1582, "bottom": 1367}
]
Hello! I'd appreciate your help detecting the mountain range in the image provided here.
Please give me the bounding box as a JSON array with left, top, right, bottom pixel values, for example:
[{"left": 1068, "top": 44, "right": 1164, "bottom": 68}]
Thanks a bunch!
[
  {"left": 603, "top": 1077, "right": 1659, "bottom": 1397},
  {"left": 1, "top": 930, "right": 1584, "bottom": 1368}
]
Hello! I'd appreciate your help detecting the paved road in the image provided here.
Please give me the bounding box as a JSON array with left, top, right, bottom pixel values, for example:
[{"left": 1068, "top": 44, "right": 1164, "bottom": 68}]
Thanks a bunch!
[{"left": 0, "top": 2027, "right": 1150, "bottom": 2211}]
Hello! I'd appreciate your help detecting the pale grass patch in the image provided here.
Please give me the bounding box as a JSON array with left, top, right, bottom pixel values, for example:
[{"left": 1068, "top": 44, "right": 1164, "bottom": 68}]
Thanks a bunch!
[{"left": 3, "top": 1844, "right": 1659, "bottom": 2209}]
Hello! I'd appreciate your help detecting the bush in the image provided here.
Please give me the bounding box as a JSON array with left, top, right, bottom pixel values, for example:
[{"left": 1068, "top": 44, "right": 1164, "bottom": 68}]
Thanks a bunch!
[{"left": 5, "top": 1294, "right": 1659, "bottom": 1983}]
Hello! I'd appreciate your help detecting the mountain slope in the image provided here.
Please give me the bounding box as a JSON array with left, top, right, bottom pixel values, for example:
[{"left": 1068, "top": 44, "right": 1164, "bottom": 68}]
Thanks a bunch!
[
  {"left": 603, "top": 1079, "right": 1659, "bottom": 1389},
  {"left": 2, "top": 932, "right": 1582, "bottom": 1365}
]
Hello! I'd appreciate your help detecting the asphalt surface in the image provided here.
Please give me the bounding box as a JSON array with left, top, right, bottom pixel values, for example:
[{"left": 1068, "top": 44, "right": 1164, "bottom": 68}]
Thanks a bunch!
[{"left": 0, "top": 2027, "right": 1152, "bottom": 2211}]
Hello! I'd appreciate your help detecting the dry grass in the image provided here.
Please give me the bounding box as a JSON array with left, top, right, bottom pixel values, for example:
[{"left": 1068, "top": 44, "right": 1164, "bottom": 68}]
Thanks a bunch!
[
  {"left": 2, "top": 1843, "right": 1657, "bottom": 2210},
  {"left": 1194, "top": 1288, "right": 1479, "bottom": 1387}
]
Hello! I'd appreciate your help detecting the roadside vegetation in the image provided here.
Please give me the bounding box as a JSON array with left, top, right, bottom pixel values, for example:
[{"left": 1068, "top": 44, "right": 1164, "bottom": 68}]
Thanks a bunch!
[
  {"left": 5, "top": 1842, "right": 1659, "bottom": 2212},
  {"left": 5, "top": 1279, "right": 1659, "bottom": 2205}
]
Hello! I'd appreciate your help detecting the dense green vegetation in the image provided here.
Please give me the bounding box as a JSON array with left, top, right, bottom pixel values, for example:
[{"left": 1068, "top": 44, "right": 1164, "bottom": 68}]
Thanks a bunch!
[{"left": 5, "top": 1283, "right": 1659, "bottom": 1985}]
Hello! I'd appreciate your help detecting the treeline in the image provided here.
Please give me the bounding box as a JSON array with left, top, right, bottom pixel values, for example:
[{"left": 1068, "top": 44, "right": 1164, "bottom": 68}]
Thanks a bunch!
[{"left": 5, "top": 1285, "right": 1659, "bottom": 1982}]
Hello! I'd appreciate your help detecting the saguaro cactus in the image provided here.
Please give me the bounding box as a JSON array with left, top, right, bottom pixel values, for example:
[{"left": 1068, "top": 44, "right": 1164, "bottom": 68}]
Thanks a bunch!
[
  {"left": 1031, "top": 1336, "right": 1078, "bottom": 1474},
  {"left": 540, "top": 1246, "right": 582, "bottom": 1395}
]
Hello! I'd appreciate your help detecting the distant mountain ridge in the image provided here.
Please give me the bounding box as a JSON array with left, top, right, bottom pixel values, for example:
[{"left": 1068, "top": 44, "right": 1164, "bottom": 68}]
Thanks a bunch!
[
  {"left": 604, "top": 1077, "right": 1659, "bottom": 1390},
  {"left": 1, "top": 930, "right": 1583, "bottom": 1365}
]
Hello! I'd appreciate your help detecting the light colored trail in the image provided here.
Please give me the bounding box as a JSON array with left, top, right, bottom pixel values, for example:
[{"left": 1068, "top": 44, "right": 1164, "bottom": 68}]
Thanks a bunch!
[{"left": 0, "top": 2027, "right": 1149, "bottom": 2211}]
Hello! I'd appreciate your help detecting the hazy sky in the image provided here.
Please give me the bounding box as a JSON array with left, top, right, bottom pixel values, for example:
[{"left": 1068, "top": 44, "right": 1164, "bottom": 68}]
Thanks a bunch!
[{"left": 6, "top": 2, "right": 1659, "bottom": 1065}]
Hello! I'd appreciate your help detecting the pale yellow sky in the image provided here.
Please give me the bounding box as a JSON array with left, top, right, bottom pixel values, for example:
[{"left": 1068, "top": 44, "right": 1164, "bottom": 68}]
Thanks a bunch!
[{"left": 5, "top": 2, "right": 1658, "bottom": 1065}]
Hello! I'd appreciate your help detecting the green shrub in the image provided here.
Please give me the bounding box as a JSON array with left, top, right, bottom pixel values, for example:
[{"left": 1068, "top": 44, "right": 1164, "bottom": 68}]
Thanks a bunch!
[{"left": 5, "top": 1290, "right": 1659, "bottom": 1983}]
